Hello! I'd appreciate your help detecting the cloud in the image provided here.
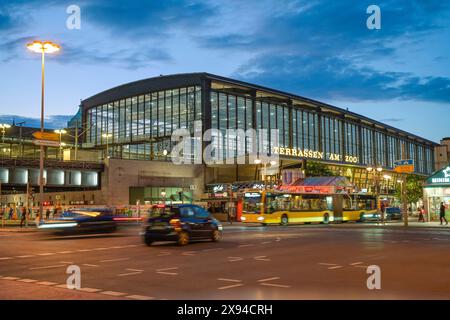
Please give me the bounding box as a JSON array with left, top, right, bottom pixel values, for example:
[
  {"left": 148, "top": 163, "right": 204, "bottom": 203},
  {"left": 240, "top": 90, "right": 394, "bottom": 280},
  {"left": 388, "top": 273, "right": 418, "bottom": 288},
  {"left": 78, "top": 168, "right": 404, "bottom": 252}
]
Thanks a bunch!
[
  {"left": 0, "top": 114, "right": 73, "bottom": 129},
  {"left": 233, "top": 54, "right": 450, "bottom": 103}
]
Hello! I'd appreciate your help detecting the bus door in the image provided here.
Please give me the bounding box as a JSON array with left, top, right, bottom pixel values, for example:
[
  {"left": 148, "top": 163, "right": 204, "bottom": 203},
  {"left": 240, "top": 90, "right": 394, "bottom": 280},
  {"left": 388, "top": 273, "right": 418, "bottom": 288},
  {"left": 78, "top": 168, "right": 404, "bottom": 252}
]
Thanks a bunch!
[{"left": 332, "top": 194, "right": 343, "bottom": 222}]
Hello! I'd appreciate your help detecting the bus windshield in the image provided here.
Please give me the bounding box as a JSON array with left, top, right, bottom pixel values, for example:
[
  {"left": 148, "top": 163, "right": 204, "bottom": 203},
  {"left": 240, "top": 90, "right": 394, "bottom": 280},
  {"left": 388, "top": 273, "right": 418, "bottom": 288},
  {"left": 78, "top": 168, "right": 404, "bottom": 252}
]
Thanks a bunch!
[
  {"left": 343, "top": 195, "right": 377, "bottom": 211},
  {"left": 243, "top": 192, "right": 263, "bottom": 214}
]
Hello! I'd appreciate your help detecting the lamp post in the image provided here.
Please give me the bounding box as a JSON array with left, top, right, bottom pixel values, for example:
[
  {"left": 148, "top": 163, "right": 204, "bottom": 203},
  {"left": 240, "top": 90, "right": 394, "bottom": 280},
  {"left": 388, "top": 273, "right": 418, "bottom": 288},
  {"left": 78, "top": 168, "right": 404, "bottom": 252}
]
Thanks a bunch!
[
  {"left": 0, "top": 124, "right": 11, "bottom": 143},
  {"left": 367, "top": 165, "right": 384, "bottom": 224},
  {"left": 54, "top": 129, "right": 67, "bottom": 161},
  {"left": 27, "top": 40, "right": 61, "bottom": 222},
  {"left": 102, "top": 133, "right": 112, "bottom": 159},
  {"left": 161, "top": 190, "right": 166, "bottom": 205}
]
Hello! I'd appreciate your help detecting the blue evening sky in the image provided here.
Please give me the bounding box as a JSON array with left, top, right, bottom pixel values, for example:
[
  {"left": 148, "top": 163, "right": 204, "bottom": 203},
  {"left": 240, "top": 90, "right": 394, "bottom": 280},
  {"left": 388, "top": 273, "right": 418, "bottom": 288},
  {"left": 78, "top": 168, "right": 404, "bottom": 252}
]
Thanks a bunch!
[{"left": 0, "top": 0, "right": 449, "bottom": 142}]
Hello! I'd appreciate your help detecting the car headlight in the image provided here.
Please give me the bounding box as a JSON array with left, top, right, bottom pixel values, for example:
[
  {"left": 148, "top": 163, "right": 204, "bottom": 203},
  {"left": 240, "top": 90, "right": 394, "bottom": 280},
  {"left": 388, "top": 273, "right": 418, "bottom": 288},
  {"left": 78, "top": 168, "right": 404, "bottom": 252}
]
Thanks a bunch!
[
  {"left": 218, "top": 225, "right": 223, "bottom": 231},
  {"left": 241, "top": 216, "right": 246, "bottom": 221},
  {"left": 257, "top": 216, "right": 265, "bottom": 221}
]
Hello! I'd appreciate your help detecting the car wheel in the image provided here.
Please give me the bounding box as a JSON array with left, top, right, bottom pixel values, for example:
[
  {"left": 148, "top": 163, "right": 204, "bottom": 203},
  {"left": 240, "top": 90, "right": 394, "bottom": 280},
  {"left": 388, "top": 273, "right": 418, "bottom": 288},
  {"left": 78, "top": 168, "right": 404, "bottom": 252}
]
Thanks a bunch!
[
  {"left": 280, "top": 214, "right": 289, "bottom": 226},
  {"left": 144, "top": 237, "right": 153, "bottom": 246},
  {"left": 211, "top": 229, "right": 221, "bottom": 242},
  {"left": 323, "top": 213, "right": 330, "bottom": 224},
  {"left": 177, "top": 231, "right": 189, "bottom": 246}
]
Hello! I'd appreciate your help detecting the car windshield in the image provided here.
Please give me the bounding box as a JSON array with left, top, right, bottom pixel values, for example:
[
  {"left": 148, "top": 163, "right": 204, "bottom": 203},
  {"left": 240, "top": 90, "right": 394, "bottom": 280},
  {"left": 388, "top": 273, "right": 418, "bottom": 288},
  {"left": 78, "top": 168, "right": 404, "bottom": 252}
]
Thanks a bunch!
[
  {"left": 386, "top": 207, "right": 400, "bottom": 213},
  {"left": 148, "top": 206, "right": 180, "bottom": 218}
]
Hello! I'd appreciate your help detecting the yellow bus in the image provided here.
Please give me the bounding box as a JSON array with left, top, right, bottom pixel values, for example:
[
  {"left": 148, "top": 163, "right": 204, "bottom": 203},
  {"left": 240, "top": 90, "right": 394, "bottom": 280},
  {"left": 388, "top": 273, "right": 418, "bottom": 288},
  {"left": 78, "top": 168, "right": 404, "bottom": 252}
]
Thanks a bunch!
[{"left": 241, "top": 190, "right": 378, "bottom": 225}]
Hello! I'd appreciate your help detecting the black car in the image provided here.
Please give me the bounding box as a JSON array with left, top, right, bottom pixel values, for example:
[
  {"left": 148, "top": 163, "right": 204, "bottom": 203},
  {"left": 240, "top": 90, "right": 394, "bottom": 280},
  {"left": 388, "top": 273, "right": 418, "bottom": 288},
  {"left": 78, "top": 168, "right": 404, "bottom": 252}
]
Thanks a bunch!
[
  {"left": 143, "top": 204, "right": 223, "bottom": 246},
  {"left": 385, "top": 207, "right": 403, "bottom": 220},
  {"left": 38, "top": 208, "right": 117, "bottom": 234}
]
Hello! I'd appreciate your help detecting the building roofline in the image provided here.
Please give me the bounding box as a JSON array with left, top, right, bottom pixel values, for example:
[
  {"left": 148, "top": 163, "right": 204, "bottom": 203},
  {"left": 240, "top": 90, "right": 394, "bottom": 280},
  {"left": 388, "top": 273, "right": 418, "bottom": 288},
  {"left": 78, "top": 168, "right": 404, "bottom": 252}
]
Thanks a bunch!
[{"left": 80, "top": 72, "right": 438, "bottom": 146}]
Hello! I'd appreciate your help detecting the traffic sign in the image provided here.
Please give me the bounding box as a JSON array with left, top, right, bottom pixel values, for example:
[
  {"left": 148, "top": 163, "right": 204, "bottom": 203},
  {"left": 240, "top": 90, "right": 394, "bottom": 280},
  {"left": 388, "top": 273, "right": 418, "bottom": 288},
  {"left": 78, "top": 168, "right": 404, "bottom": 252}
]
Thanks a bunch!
[
  {"left": 32, "top": 139, "right": 61, "bottom": 147},
  {"left": 32, "top": 131, "right": 60, "bottom": 141},
  {"left": 394, "top": 159, "right": 414, "bottom": 173}
]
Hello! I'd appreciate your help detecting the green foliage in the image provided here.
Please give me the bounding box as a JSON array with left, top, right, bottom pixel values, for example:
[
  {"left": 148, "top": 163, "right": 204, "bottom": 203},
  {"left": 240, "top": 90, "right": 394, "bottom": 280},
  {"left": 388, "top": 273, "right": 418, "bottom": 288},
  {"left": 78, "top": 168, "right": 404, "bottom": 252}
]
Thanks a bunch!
[
  {"left": 305, "top": 161, "right": 335, "bottom": 177},
  {"left": 395, "top": 174, "right": 424, "bottom": 204}
]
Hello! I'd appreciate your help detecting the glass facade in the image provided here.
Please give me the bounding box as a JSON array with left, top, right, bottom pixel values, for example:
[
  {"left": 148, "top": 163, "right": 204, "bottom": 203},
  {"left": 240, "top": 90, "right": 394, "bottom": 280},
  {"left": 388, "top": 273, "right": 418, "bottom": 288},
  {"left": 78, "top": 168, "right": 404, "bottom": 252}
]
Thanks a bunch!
[{"left": 82, "top": 76, "right": 435, "bottom": 176}]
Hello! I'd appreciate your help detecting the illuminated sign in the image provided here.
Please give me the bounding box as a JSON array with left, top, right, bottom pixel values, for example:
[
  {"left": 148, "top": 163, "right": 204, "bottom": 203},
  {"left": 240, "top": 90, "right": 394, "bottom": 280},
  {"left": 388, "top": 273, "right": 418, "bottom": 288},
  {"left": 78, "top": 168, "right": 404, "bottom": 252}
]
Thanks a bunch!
[
  {"left": 273, "top": 147, "right": 358, "bottom": 163},
  {"left": 428, "top": 166, "right": 450, "bottom": 184}
]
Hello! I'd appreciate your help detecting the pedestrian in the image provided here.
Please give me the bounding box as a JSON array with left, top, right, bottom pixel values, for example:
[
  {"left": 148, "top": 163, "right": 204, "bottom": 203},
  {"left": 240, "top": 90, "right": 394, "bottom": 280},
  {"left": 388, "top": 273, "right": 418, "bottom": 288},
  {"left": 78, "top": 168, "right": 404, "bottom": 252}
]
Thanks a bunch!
[
  {"left": 8, "top": 207, "right": 13, "bottom": 220},
  {"left": 418, "top": 206, "right": 425, "bottom": 223},
  {"left": 35, "top": 213, "right": 40, "bottom": 228},
  {"left": 440, "top": 202, "right": 448, "bottom": 225},
  {"left": 0, "top": 207, "right": 5, "bottom": 227},
  {"left": 20, "top": 207, "right": 27, "bottom": 228},
  {"left": 46, "top": 208, "right": 50, "bottom": 220}
]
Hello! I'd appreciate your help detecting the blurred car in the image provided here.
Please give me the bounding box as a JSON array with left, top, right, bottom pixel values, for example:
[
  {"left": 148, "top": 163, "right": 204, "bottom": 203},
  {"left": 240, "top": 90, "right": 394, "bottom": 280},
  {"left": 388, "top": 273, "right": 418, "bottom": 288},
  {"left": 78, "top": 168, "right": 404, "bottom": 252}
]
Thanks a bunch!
[
  {"left": 38, "top": 208, "right": 117, "bottom": 234},
  {"left": 385, "top": 207, "right": 403, "bottom": 220},
  {"left": 143, "top": 204, "right": 223, "bottom": 246},
  {"left": 360, "top": 212, "right": 381, "bottom": 222}
]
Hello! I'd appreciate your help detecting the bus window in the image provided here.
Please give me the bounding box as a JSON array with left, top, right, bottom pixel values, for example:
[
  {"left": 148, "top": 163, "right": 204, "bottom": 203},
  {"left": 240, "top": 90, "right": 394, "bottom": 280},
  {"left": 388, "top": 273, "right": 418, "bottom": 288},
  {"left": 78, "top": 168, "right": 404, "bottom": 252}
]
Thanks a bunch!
[
  {"left": 266, "top": 193, "right": 291, "bottom": 213},
  {"left": 243, "top": 192, "right": 263, "bottom": 214}
]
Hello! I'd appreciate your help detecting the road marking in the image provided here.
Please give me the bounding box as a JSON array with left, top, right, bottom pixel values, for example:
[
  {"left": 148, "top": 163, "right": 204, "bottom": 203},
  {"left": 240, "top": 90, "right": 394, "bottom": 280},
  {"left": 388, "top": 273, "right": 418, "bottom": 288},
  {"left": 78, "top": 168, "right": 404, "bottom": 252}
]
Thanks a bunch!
[
  {"left": 126, "top": 268, "right": 144, "bottom": 272},
  {"left": 260, "top": 283, "right": 291, "bottom": 288},
  {"left": 318, "top": 263, "right": 338, "bottom": 266},
  {"left": 17, "top": 279, "right": 38, "bottom": 283},
  {"left": 29, "top": 265, "right": 66, "bottom": 270},
  {"left": 157, "top": 251, "right": 171, "bottom": 256},
  {"left": 238, "top": 244, "right": 255, "bottom": 248},
  {"left": 93, "top": 247, "right": 108, "bottom": 251},
  {"left": 77, "top": 249, "right": 91, "bottom": 252},
  {"left": 100, "top": 291, "right": 127, "bottom": 297},
  {"left": 257, "top": 277, "right": 279, "bottom": 282},
  {"left": 36, "top": 281, "right": 58, "bottom": 286},
  {"left": 254, "top": 256, "right": 271, "bottom": 261},
  {"left": 83, "top": 264, "right": 100, "bottom": 267},
  {"left": 157, "top": 267, "right": 178, "bottom": 271},
  {"left": 59, "top": 261, "right": 74, "bottom": 264},
  {"left": 16, "top": 255, "right": 35, "bottom": 258},
  {"left": 228, "top": 256, "right": 244, "bottom": 262},
  {"left": 37, "top": 253, "right": 55, "bottom": 256},
  {"left": 156, "top": 267, "right": 178, "bottom": 275},
  {"left": 126, "top": 295, "right": 154, "bottom": 300},
  {"left": 2, "top": 276, "right": 20, "bottom": 280},
  {"left": 55, "top": 284, "right": 71, "bottom": 289},
  {"left": 57, "top": 251, "right": 73, "bottom": 254},
  {"left": 350, "top": 262, "right": 363, "bottom": 266},
  {"left": 202, "top": 248, "right": 223, "bottom": 252},
  {"left": 99, "top": 258, "right": 130, "bottom": 263},
  {"left": 182, "top": 251, "right": 197, "bottom": 256},
  {"left": 275, "top": 237, "right": 281, "bottom": 242},
  {"left": 0, "top": 257, "right": 13, "bottom": 260},
  {"left": 328, "top": 266, "right": 344, "bottom": 270},
  {"left": 353, "top": 265, "right": 370, "bottom": 268},
  {"left": 218, "top": 283, "right": 244, "bottom": 290},
  {"left": 118, "top": 272, "right": 142, "bottom": 277},
  {"left": 261, "top": 241, "right": 272, "bottom": 244},
  {"left": 79, "top": 287, "right": 102, "bottom": 293},
  {"left": 217, "top": 278, "right": 242, "bottom": 283}
]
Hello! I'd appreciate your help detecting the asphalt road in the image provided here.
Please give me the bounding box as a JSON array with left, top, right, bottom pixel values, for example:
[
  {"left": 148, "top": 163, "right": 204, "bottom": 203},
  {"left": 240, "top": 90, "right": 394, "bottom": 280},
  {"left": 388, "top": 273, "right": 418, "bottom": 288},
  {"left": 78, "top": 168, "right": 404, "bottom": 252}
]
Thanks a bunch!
[{"left": 1, "top": 223, "right": 450, "bottom": 300}]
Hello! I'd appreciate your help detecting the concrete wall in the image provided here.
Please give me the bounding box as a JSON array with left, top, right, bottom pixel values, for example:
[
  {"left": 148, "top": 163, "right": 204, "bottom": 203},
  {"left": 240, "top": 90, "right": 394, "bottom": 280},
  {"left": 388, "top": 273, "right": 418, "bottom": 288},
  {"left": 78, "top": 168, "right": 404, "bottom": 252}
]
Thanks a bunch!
[{"left": 104, "top": 158, "right": 205, "bottom": 206}]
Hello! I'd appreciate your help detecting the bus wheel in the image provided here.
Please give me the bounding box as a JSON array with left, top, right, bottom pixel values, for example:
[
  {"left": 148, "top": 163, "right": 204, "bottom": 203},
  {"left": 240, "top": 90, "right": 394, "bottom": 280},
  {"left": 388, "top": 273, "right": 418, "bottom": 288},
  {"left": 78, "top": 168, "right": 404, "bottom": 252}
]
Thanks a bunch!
[
  {"left": 280, "top": 215, "right": 289, "bottom": 226},
  {"left": 323, "top": 213, "right": 330, "bottom": 224}
]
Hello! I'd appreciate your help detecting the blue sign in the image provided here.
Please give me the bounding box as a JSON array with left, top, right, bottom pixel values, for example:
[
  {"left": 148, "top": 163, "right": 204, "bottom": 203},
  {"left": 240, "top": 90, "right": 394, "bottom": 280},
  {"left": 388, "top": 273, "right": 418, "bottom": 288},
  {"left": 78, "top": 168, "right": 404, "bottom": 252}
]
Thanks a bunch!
[{"left": 394, "top": 159, "right": 413, "bottom": 167}]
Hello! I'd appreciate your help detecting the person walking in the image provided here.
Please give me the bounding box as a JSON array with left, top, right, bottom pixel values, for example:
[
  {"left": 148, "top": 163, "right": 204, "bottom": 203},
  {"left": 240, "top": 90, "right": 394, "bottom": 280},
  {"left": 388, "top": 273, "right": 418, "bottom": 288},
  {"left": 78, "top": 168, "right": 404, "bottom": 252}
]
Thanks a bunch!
[
  {"left": 45, "top": 208, "right": 50, "bottom": 220},
  {"left": 8, "top": 207, "right": 13, "bottom": 220},
  {"left": 418, "top": 206, "right": 425, "bottom": 223},
  {"left": 440, "top": 202, "right": 448, "bottom": 225},
  {"left": 20, "top": 207, "right": 27, "bottom": 228}
]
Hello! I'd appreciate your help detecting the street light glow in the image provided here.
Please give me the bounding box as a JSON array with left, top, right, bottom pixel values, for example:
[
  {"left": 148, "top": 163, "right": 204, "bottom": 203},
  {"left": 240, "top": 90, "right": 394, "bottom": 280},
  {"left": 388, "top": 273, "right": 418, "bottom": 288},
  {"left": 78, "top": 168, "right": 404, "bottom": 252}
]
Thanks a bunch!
[
  {"left": 102, "top": 133, "right": 112, "bottom": 138},
  {"left": 54, "top": 129, "right": 67, "bottom": 134},
  {"left": 0, "top": 124, "right": 11, "bottom": 129},
  {"left": 254, "top": 158, "right": 262, "bottom": 165},
  {"left": 366, "top": 167, "right": 373, "bottom": 172},
  {"left": 376, "top": 167, "right": 383, "bottom": 172},
  {"left": 27, "top": 40, "right": 60, "bottom": 54}
]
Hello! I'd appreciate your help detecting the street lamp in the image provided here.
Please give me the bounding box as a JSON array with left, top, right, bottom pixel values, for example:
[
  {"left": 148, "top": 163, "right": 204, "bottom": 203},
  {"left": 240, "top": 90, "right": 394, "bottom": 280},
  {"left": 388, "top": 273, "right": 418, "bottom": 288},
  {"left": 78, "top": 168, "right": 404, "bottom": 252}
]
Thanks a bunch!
[
  {"left": 161, "top": 190, "right": 167, "bottom": 205},
  {"left": 54, "top": 129, "right": 67, "bottom": 161},
  {"left": 102, "top": 133, "right": 112, "bottom": 159},
  {"left": 27, "top": 40, "right": 60, "bottom": 222},
  {"left": 0, "top": 123, "right": 11, "bottom": 142}
]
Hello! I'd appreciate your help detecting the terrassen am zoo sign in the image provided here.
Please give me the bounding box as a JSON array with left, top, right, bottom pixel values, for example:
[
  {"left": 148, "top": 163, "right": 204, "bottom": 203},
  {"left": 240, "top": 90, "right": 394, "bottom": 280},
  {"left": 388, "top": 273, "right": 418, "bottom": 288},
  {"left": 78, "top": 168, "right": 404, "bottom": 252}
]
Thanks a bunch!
[{"left": 273, "top": 147, "right": 359, "bottom": 163}]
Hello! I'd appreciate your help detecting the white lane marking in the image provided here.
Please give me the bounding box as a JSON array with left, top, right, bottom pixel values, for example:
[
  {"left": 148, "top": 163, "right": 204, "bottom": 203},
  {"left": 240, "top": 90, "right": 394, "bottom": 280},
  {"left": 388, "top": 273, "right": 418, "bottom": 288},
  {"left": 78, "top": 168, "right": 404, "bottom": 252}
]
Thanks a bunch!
[
  {"left": 350, "top": 262, "right": 363, "bottom": 266},
  {"left": 2, "top": 276, "right": 20, "bottom": 280},
  {"left": 202, "top": 248, "right": 223, "bottom": 252},
  {"left": 257, "top": 277, "right": 279, "bottom": 282},
  {"left": 126, "top": 295, "right": 154, "bottom": 300},
  {"left": 318, "top": 263, "right": 338, "bottom": 266},
  {"left": 275, "top": 237, "right": 281, "bottom": 242},
  {"left": 57, "top": 251, "right": 73, "bottom": 254},
  {"left": 156, "top": 267, "right": 178, "bottom": 271},
  {"left": 83, "top": 264, "right": 100, "bottom": 268},
  {"left": 238, "top": 244, "right": 255, "bottom": 248},
  {"left": 254, "top": 256, "right": 271, "bottom": 261},
  {"left": 218, "top": 283, "right": 244, "bottom": 290},
  {"left": 29, "top": 265, "right": 66, "bottom": 270},
  {"left": 217, "top": 278, "right": 242, "bottom": 283},
  {"left": 99, "top": 258, "right": 130, "bottom": 263},
  {"left": 328, "top": 266, "right": 344, "bottom": 270},
  {"left": 55, "top": 284, "right": 71, "bottom": 289},
  {"left": 228, "top": 256, "right": 244, "bottom": 262},
  {"left": 261, "top": 241, "right": 272, "bottom": 244},
  {"left": 36, "top": 281, "right": 58, "bottom": 286},
  {"left": 157, "top": 271, "right": 178, "bottom": 276},
  {"left": 16, "top": 255, "right": 35, "bottom": 258},
  {"left": 260, "top": 282, "right": 291, "bottom": 288},
  {"left": 78, "top": 287, "right": 102, "bottom": 293},
  {"left": 126, "top": 268, "right": 144, "bottom": 272},
  {"left": 0, "top": 257, "right": 13, "bottom": 260},
  {"left": 17, "top": 279, "right": 38, "bottom": 283},
  {"left": 93, "top": 247, "right": 108, "bottom": 251},
  {"left": 100, "top": 291, "right": 127, "bottom": 297},
  {"left": 118, "top": 272, "right": 142, "bottom": 277},
  {"left": 37, "top": 253, "right": 55, "bottom": 256},
  {"left": 182, "top": 251, "right": 197, "bottom": 256},
  {"left": 59, "top": 261, "right": 74, "bottom": 264},
  {"left": 77, "top": 249, "right": 91, "bottom": 252},
  {"left": 353, "top": 265, "right": 371, "bottom": 268}
]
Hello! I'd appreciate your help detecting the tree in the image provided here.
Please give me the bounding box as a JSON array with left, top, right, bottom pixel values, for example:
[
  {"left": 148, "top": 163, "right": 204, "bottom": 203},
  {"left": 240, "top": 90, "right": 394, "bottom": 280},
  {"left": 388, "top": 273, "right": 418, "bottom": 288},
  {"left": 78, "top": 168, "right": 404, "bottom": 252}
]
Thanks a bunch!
[
  {"left": 395, "top": 174, "right": 424, "bottom": 204},
  {"left": 305, "top": 161, "right": 335, "bottom": 177}
]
